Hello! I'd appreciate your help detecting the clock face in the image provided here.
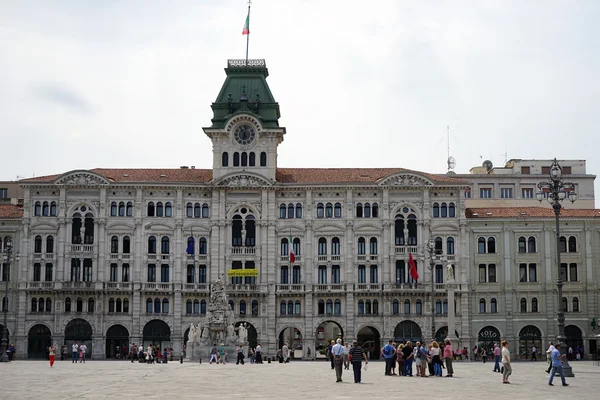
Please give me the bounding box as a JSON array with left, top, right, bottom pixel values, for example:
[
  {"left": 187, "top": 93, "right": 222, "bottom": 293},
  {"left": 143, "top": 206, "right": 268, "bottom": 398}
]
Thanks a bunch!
[{"left": 234, "top": 124, "right": 256, "bottom": 146}]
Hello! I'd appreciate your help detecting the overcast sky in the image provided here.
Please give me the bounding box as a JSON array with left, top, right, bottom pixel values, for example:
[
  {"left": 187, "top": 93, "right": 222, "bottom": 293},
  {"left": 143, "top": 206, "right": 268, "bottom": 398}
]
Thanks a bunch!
[{"left": 1, "top": 1, "right": 599, "bottom": 204}]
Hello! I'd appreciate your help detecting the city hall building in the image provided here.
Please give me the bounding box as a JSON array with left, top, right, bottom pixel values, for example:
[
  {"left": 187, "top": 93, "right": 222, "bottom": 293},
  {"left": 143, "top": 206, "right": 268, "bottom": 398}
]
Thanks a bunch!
[{"left": 0, "top": 59, "right": 599, "bottom": 360}]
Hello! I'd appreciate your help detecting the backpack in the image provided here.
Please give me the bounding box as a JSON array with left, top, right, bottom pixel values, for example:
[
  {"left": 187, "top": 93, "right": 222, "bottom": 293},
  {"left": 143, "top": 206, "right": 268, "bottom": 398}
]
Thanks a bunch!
[{"left": 384, "top": 345, "right": 392, "bottom": 356}]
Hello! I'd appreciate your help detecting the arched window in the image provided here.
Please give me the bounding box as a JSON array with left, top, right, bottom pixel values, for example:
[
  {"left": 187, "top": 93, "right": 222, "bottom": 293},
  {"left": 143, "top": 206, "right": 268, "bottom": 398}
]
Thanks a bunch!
[
  {"left": 325, "top": 203, "right": 333, "bottom": 218},
  {"left": 34, "top": 201, "right": 41, "bottom": 216},
  {"left": 490, "top": 298, "right": 498, "bottom": 313},
  {"left": 568, "top": 236, "right": 577, "bottom": 252},
  {"left": 115, "top": 298, "right": 121, "bottom": 312},
  {"left": 518, "top": 237, "right": 526, "bottom": 253},
  {"left": 334, "top": 299, "right": 341, "bottom": 315},
  {"left": 357, "top": 237, "right": 366, "bottom": 255},
  {"left": 279, "top": 204, "right": 286, "bottom": 218},
  {"left": 287, "top": 301, "right": 293, "bottom": 315},
  {"left": 123, "top": 299, "right": 129, "bottom": 313},
  {"left": 573, "top": 297, "right": 579, "bottom": 312},
  {"left": 395, "top": 215, "right": 405, "bottom": 245},
  {"left": 562, "top": 297, "right": 568, "bottom": 312},
  {"left": 295, "top": 203, "right": 303, "bottom": 218},
  {"left": 331, "top": 237, "right": 340, "bottom": 255},
  {"left": 318, "top": 237, "right": 327, "bottom": 255},
  {"left": 76, "top": 297, "right": 83, "bottom": 312},
  {"left": 34, "top": 235, "right": 42, "bottom": 253},
  {"left": 443, "top": 300, "right": 448, "bottom": 314},
  {"left": 364, "top": 203, "right": 371, "bottom": 218},
  {"left": 233, "top": 152, "right": 240, "bottom": 166},
  {"left": 65, "top": 297, "right": 71, "bottom": 312},
  {"left": 435, "top": 300, "right": 442, "bottom": 314},
  {"left": 147, "top": 202, "right": 155, "bottom": 217},
  {"left": 326, "top": 299, "right": 333, "bottom": 314},
  {"left": 287, "top": 203, "right": 294, "bottom": 218},
  {"left": 186, "top": 203, "right": 193, "bottom": 218},
  {"left": 156, "top": 202, "right": 163, "bottom": 217},
  {"left": 416, "top": 299, "right": 423, "bottom": 315},
  {"left": 479, "top": 298, "right": 486, "bottom": 313},
  {"left": 88, "top": 297, "right": 94, "bottom": 313},
  {"left": 432, "top": 203, "right": 440, "bottom": 218},
  {"left": 186, "top": 300, "right": 192, "bottom": 314},
  {"left": 111, "top": 202, "right": 118, "bottom": 216},
  {"left": 260, "top": 151, "right": 267, "bottom": 167},
  {"left": 295, "top": 300, "right": 301, "bottom": 315},
  {"left": 241, "top": 152, "right": 248, "bottom": 167},
  {"left": 165, "top": 202, "right": 172, "bottom": 217},
  {"left": 228, "top": 299, "right": 234, "bottom": 311},
  {"left": 448, "top": 203, "right": 456, "bottom": 217},
  {"left": 358, "top": 300, "right": 364, "bottom": 314},
  {"left": 528, "top": 236, "right": 536, "bottom": 253},
  {"left": 240, "top": 300, "right": 247, "bottom": 315},
  {"left": 478, "top": 237, "right": 486, "bottom": 254},
  {"left": 109, "top": 298, "right": 115, "bottom": 313},
  {"left": 392, "top": 299, "right": 399, "bottom": 315},
  {"left": 372, "top": 203, "right": 379, "bottom": 218},
  {"left": 559, "top": 236, "right": 567, "bottom": 252},
  {"left": 222, "top": 152, "right": 229, "bottom": 167},
  {"left": 192, "top": 299, "right": 199, "bottom": 314},
  {"left": 280, "top": 301, "right": 286, "bottom": 315},
  {"left": 369, "top": 237, "right": 378, "bottom": 255},
  {"left": 407, "top": 214, "right": 417, "bottom": 245},
  {"left": 441, "top": 203, "right": 448, "bottom": 218},
  {"left": 161, "top": 236, "right": 170, "bottom": 254},
  {"left": 51, "top": 201, "right": 58, "bottom": 216},
  {"left": 45, "top": 297, "right": 52, "bottom": 312},
  {"left": 42, "top": 201, "right": 49, "bottom": 216},
  {"left": 292, "top": 239, "right": 301, "bottom": 258},
  {"left": 200, "top": 299, "right": 206, "bottom": 314},
  {"left": 118, "top": 202, "right": 125, "bottom": 216},
  {"left": 126, "top": 202, "right": 133, "bottom": 217},
  {"left": 31, "top": 297, "right": 37, "bottom": 312},
  {"left": 162, "top": 298, "right": 169, "bottom": 313},
  {"left": 252, "top": 300, "right": 259, "bottom": 316},
  {"left": 111, "top": 236, "right": 119, "bottom": 253},
  {"left": 199, "top": 237, "right": 207, "bottom": 254},
  {"left": 373, "top": 299, "right": 379, "bottom": 314},
  {"left": 316, "top": 203, "right": 324, "bottom": 218},
  {"left": 356, "top": 203, "right": 363, "bottom": 218},
  {"left": 434, "top": 237, "right": 443, "bottom": 253},
  {"left": 249, "top": 152, "right": 256, "bottom": 166},
  {"left": 202, "top": 203, "right": 209, "bottom": 218},
  {"left": 520, "top": 298, "right": 527, "bottom": 313},
  {"left": 334, "top": 203, "right": 342, "bottom": 218},
  {"left": 123, "top": 236, "right": 130, "bottom": 254},
  {"left": 487, "top": 238, "right": 496, "bottom": 253},
  {"left": 46, "top": 235, "right": 55, "bottom": 253},
  {"left": 365, "top": 299, "right": 372, "bottom": 314},
  {"left": 148, "top": 236, "right": 156, "bottom": 254},
  {"left": 532, "top": 297, "right": 538, "bottom": 312},
  {"left": 38, "top": 298, "right": 44, "bottom": 312},
  {"left": 154, "top": 298, "right": 161, "bottom": 313},
  {"left": 446, "top": 237, "right": 455, "bottom": 255},
  {"left": 404, "top": 299, "right": 411, "bottom": 314},
  {"left": 280, "top": 239, "right": 289, "bottom": 257},
  {"left": 146, "top": 298, "right": 152, "bottom": 313}
]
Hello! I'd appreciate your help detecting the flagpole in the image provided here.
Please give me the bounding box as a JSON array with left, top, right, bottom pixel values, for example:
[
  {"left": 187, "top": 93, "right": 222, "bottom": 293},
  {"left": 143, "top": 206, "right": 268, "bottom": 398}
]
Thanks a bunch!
[{"left": 245, "top": 1, "right": 251, "bottom": 66}]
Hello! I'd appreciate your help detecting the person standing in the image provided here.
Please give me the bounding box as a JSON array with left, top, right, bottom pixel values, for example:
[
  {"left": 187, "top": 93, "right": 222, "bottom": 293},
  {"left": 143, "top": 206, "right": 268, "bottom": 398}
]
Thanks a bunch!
[
  {"left": 331, "top": 338, "right": 345, "bottom": 382},
  {"left": 219, "top": 343, "right": 226, "bottom": 364},
  {"left": 381, "top": 339, "right": 396, "bottom": 376},
  {"left": 349, "top": 341, "right": 369, "bottom": 383},
  {"left": 548, "top": 344, "right": 569, "bottom": 386},
  {"left": 443, "top": 339, "right": 454, "bottom": 377},
  {"left": 236, "top": 344, "right": 245, "bottom": 365},
  {"left": 531, "top": 346, "right": 537, "bottom": 361},
  {"left": 501, "top": 340, "right": 511, "bottom": 384},
  {"left": 545, "top": 342, "right": 555, "bottom": 374},
  {"left": 255, "top": 343, "right": 263, "bottom": 364},
  {"left": 48, "top": 343, "right": 57, "bottom": 367},
  {"left": 343, "top": 342, "right": 351, "bottom": 370},
  {"left": 61, "top": 345, "right": 67, "bottom": 361},
  {"left": 209, "top": 344, "right": 218, "bottom": 364},
  {"left": 282, "top": 342, "right": 289, "bottom": 363},
  {"left": 492, "top": 344, "right": 502, "bottom": 372},
  {"left": 327, "top": 340, "right": 335, "bottom": 370},
  {"left": 402, "top": 341, "right": 414, "bottom": 377},
  {"left": 71, "top": 341, "right": 79, "bottom": 363},
  {"left": 79, "top": 342, "right": 87, "bottom": 363}
]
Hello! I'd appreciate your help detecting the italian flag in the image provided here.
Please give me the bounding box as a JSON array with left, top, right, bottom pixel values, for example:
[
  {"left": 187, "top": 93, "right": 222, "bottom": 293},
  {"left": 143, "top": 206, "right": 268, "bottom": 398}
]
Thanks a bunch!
[
  {"left": 289, "top": 233, "right": 296, "bottom": 263},
  {"left": 242, "top": 13, "right": 250, "bottom": 35}
]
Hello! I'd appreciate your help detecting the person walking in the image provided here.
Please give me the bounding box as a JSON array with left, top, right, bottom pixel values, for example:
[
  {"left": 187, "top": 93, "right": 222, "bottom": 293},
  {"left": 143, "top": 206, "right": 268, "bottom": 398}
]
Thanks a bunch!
[
  {"left": 343, "top": 342, "right": 351, "bottom": 370},
  {"left": 327, "top": 340, "right": 335, "bottom": 370},
  {"left": 48, "top": 343, "right": 57, "bottom": 367},
  {"left": 443, "top": 339, "right": 454, "bottom": 377},
  {"left": 79, "top": 342, "right": 87, "bottom": 363},
  {"left": 332, "top": 338, "right": 345, "bottom": 382},
  {"left": 501, "top": 340, "right": 511, "bottom": 384},
  {"left": 282, "top": 342, "right": 289, "bottom": 363},
  {"left": 492, "top": 344, "right": 502, "bottom": 372},
  {"left": 531, "top": 346, "right": 537, "bottom": 361},
  {"left": 381, "top": 340, "right": 396, "bottom": 376},
  {"left": 545, "top": 342, "right": 555, "bottom": 373},
  {"left": 236, "top": 344, "right": 245, "bottom": 365},
  {"left": 548, "top": 344, "right": 569, "bottom": 386},
  {"left": 349, "top": 341, "right": 369, "bottom": 383},
  {"left": 218, "top": 343, "right": 226, "bottom": 364},
  {"left": 255, "top": 343, "right": 263, "bottom": 364},
  {"left": 71, "top": 341, "right": 79, "bottom": 363}
]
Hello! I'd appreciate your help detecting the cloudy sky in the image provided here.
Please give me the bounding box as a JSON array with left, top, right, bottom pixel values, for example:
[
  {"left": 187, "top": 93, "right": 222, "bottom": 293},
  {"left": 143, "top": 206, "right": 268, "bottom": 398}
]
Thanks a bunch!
[{"left": 1, "top": 0, "right": 599, "bottom": 203}]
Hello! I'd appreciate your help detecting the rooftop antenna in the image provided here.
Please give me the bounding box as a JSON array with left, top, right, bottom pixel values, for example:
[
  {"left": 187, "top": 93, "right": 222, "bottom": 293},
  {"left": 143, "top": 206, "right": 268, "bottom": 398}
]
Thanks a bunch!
[
  {"left": 502, "top": 141, "right": 508, "bottom": 165},
  {"left": 446, "top": 125, "right": 456, "bottom": 174}
]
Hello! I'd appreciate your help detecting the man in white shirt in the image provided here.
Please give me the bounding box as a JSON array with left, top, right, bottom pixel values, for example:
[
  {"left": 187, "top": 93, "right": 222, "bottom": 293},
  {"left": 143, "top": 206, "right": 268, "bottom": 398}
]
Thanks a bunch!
[
  {"left": 79, "top": 343, "right": 87, "bottom": 363},
  {"left": 545, "top": 342, "right": 555, "bottom": 373},
  {"left": 331, "top": 338, "right": 345, "bottom": 382},
  {"left": 71, "top": 341, "right": 79, "bottom": 363}
]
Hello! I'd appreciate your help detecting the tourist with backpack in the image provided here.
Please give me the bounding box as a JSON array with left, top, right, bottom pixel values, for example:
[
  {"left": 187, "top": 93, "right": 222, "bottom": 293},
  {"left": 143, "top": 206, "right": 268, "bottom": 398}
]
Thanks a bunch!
[{"left": 381, "top": 340, "right": 396, "bottom": 376}]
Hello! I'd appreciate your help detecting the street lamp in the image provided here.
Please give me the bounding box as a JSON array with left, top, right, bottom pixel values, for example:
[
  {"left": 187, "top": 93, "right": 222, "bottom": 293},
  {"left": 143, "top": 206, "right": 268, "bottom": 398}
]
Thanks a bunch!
[
  {"left": 426, "top": 238, "right": 444, "bottom": 341},
  {"left": 0, "top": 238, "right": 13, "bottom": 363},
  {"left": 537, "top": 158, "right": 577, "bottom": 377}
]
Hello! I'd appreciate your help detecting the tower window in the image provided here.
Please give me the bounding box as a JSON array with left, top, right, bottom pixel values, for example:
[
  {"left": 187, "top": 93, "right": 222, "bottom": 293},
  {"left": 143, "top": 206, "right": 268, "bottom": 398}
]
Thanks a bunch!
[
  {"left": 222, "top": 152, "right": 229, "bottom": 167},
  {"left": 260, "top": 152, "right": 267, "bottom": 167},
  {"left": 233, "top": 152, "right": 240, "bottom": 167}
]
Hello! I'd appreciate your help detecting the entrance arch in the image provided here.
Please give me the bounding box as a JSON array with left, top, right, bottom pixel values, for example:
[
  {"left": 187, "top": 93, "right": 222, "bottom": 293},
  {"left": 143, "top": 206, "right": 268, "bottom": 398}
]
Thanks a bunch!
[
  {"left": 316, "top": 320, "right": 344, "bottom": 358},
  {"left": 357, "top": 325, "right": 381, "bottom": 360},
  {"left": 435, "top": 327, "right": 460, "bottom": 343},
  {"left": 565, "top": 325, "right": 583, "bottom": 349},
  {"left": 278, "top": 327, "right": 303, "bottom": 359},
  {"left": 65, "top": 318, "right": 93, "bottom": 357},
  {"left": 106, "top": 324, "right": 129, "bottom": 359},
  {"left": 235, "top": 321, "right": 258, "bottom": 349},
  {"left": 28, "top": 324, "right": 51, "bottom": 359},
  {"left": 518, "top": 325, "right": 541, "bottom": 360},
  {"left": 393, "top": 320, "right": 422, "bottom": 342},
  {"left": 143, "top": 320, "right": 171, "bottom": 348},
  {"left": 478, "top": 326, "right": 501, "bottom": 355}
]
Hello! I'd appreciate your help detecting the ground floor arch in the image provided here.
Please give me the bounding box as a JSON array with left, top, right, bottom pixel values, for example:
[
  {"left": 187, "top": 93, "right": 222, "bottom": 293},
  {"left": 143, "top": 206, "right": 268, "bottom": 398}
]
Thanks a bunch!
[
  {"left": 143, "top": 319, "right": 171, "bottom": 349},
  {"left": 565, "top": 325, "right": 583, "bottom": 349},
  {"left": 435, "top": 326, "right": 460, "bottom": 343},
  {"left": 64, "top": 318, "right": 93, "bottom": 357},
  {"left": 477, "top": 326, "right": 501, "bottom": 355},
  {"left": 235, "top": 321, "right": 258, "bottom": 349},
  {"left": 518, "top": 325, "right": 541, "bottom": 360},
  {"left": 28, "top": 324, "right": 51, "bottom": 359},
  {"left": 316, "top": 320, "right": 344, "bottom": 358},
  {"left": 356, "top": 325, "right": 381, "bottom": 360},
  {"left": 393, "top": 320, "right": 422, "bottom": 343},
  {"left": 278, "top": 326, "right": 303, "bottom": 358},
  {"left": 106, "top": 324, "right": 129, "bottom": 359}
]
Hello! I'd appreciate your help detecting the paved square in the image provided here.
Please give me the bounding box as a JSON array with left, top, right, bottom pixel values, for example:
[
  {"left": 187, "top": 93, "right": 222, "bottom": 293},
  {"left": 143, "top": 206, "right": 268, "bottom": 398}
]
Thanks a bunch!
[{"left": 0, "top": 360, "right": 598, "bottom": 399}]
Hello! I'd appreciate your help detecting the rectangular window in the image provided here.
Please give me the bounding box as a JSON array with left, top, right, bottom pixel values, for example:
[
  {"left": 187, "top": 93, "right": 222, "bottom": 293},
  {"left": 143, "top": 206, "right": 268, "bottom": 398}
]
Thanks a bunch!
[
  {"left": 560, "top": 263, "right": 567, "bottom": 281},
  {"left": 147, "top": 264, "right": 156, "bottom": 282},
  {"left": 198, "top": 265, "right": 207, "bottom": 284},
  {"left": 122, "top": 264, "right": 130, "bottom": 282},
  {"left": 569, "top": 263, "right": 578, "bottom": 282},
  {"left": 500, "top": 188, "right": 513, "bottom": 198},
  {"left": 465, "top": 190, "right": 471, "bottom": 198},
  {"left": 369, "top": 265, "right": 378, "bottom": 283},
  {"left": 45, "top": 263, "right": 53, "bottom": 281},
  {"left": 519, "top": 263, "right": 527, "bottom": 282},
  {"left": 521, "top": 166, "right": 530, "bottom": 174},
  {"left": 187, "top": 265, "right": 195, "bottom": 283},
  {"left": 396, "top": 260, "right": 406, "bottom": 284},
  {"left": 70, "top": 259, "right": 80, "bottom": 282},
  {"left": 280, "top": 266, "right": 289, "bottom": 284},
  {"left": 480, "top": 188, "right": 492, "bottom": 199},
  {"left": 542, "top": 166, "right": 550, "bottom": 175},
  {"left": 529, "top": 263, "right": 537, "bottom": 282},
  {"left": 562, "top": 166, "right": 572, "bottom": 174},
  {"left": 292, "top": 266, "right": 301, "bottom": 284},
  {"left": 332, "top": 265, "right": 340, "bottom": 284},
  {"left": 479, "top": 264, "right": 487, "bottom": 283},
  {"left": 110, "top": 263, "right": 118, "bottom": 282},
  {"left": 82, "top": 259, "right": 92, "bottom": 282},
  {"left": 33, "top": 263, "right": 41, "bottom": 281},
  {"left": 0, "top": 188, "right": 7, "bottom": 198},
  {"left": 435, "top": 265, "right": 444, "bottom": 283},
  {"left": 318, "top": 266, "right": 327, "bottom": 284},
  {"left": 358, "top": 265, "right": 366, "bottom": 284},
  {"left": 488, "top": 264, "right": 496, "bottom": 283},
  {"left": 521, "top": 188, "right": 534, "bottom": 199},
  {"left": 244, "top": 261, "right": 256, "bottom": 285},
  {"left": 231, "top": 261, "right": 242, "bottom": 285}
]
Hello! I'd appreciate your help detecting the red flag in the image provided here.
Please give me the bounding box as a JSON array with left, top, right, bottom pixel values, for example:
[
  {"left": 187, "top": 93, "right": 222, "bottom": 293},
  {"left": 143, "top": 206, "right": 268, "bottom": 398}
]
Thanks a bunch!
[
  {"left": 289, "top": 233, "right": 296, "bottom": 263},
  {"left": 409, "top": 253, "right": 419, "bottom": 281}
]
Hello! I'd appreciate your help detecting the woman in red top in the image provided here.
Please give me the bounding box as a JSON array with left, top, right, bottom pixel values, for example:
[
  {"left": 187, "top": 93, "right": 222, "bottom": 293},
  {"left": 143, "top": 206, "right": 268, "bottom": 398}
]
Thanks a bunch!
[{"left": 443, "top": 339, "right": 454, "bottom": 377}]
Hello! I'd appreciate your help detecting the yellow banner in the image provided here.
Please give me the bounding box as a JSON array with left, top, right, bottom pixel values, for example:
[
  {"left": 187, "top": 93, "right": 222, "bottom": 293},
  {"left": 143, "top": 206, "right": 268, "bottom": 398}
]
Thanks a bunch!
[{"left": 227, "top": 269, "right": 259, "bottom": 277}]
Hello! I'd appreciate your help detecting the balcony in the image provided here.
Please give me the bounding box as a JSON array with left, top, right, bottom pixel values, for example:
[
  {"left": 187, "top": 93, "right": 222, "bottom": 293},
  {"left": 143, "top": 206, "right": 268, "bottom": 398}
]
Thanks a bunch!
[
  {"left": 354, "top": 283, "right": 382, "bottom": 292},
  {"left": 183, "top": 283, "right": 210, "bottom": 292},
  {"left": 276, "top": 284, "right": 305, "bottom": 293},
  {"left": 331, "top": 255, "right": 341, "bottom": 261},
  {"left": 104, "top": 282, "right": 131, "bottom": 290},
  {"left": 383, "top": 283, "right": 421, "bottom": 292},
  {"left": 62, "top": 281, "right": 94, "bottom": 289},
  {"left": 317, "top": 255, "right": 328, "bottom": 262},
  {"left": 230, "top": 246, "right": 256, "bottom": 255},
  {"left": 186, "top": 254, "right": 208, "bottom": 262},
  {"left": 280, "top": 255, "right": 302, "bottom": 262},
  {"left": 394, "top": 246, "right": 418, "bottom": 255},
  {"left": 226, "top": 284, "right": 261, "bottom": 293},
  {"left": 314, "top": 284, "right": 346, "bottom": 293},
  {"left": 70, "top": 244, "right": 94, "bottom": 253},
  {"left": 143, "top": 283, "right": 172, "bottom": 291},
  {"left": 33, "top": 252, "right": 42, "bottom": 259},
  {"left": 28, "top": 281, "right": 55, "bottom": 289}
]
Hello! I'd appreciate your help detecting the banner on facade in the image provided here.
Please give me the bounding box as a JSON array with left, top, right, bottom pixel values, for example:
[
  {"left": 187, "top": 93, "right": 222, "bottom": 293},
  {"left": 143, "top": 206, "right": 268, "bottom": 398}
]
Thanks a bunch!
[{"left": 227, "top": 269, "right": 259, "bottom": 277}]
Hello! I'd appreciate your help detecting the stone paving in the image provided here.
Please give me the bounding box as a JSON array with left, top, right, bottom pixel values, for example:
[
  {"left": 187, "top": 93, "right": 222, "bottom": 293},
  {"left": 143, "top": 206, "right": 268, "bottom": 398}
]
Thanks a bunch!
[{"left": 0, "top": 359, "right": 598, "bottom": 399}]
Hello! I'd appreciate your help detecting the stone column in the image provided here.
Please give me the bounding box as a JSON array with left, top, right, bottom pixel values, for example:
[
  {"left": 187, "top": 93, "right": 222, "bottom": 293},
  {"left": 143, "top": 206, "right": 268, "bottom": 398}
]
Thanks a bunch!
[{"left": 446, "top": 281, "right": 457, "bottom": 344}]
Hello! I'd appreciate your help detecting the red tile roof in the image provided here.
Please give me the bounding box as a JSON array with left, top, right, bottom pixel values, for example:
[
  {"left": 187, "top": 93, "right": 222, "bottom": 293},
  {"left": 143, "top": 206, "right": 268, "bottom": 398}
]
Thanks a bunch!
[
  {"left": 0, "top": 204, "right": 23, "bottom": 219},
  {"left": 466, "top": 207, "right": 600, "bottom": 219},
  {"left": 21, "top": 168, "right": 469, "bottom": 185}
]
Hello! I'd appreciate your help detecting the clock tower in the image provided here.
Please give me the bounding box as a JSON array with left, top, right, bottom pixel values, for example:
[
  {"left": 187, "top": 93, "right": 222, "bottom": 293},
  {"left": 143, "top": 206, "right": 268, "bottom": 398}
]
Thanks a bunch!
[{"left": 203, "top": 59, "right": 285, "bottom": 182}]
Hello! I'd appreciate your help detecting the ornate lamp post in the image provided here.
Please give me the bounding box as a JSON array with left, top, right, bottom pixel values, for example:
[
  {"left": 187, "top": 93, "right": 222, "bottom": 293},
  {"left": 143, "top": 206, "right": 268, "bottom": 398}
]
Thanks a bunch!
[
  {"left": 0, "top": 239, "right": 13, "bottom": 362},
  {"left": 536, "top": 158, "right": 577, "bottom": 377},
  {"left": 426, "top": 238, "right": 444, "bottom": 341}
]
